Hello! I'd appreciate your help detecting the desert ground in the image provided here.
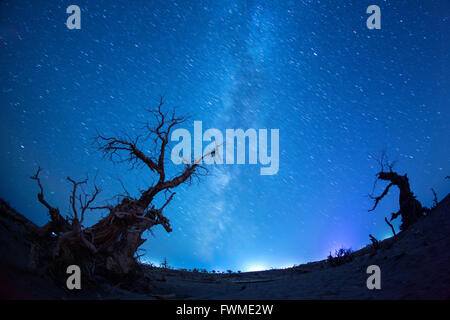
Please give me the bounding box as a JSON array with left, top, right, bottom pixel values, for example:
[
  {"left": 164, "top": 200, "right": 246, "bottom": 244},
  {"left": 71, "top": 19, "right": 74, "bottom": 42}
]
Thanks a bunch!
[{"left": 1, "top": 194, "right": 449, "bottom": 300}]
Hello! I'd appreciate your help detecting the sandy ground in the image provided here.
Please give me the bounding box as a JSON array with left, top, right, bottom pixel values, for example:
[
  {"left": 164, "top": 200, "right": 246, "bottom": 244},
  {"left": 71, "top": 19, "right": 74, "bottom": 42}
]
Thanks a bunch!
[{"left": 1, "top": 194, "right": 449, "bottom": 300}]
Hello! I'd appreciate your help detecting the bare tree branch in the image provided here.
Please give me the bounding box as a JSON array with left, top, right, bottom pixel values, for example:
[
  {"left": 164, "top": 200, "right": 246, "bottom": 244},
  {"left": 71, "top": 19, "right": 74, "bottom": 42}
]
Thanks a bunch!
[
  {"left": 96, "top": 134, "right": 159, "bottom": 172},
  {"left": 96, "top": 97, "right": 203, "bottom": 209},
  {"left": 431, "top": 188, "right": 438, "bottom": 209},
  {"left": 385, "top": 217, "right": 396, "bottom": 237},
  {"left": 368, "top": 182, "right": 394, "bottom": 212},
  {"left": 66, "top": 177, "right": 101, "bottom": 224},
  {"left": 30, "top": 167, "right": 58, "bottom": 214},
  {"left": 31, "top": 167, "right": 71, "bottom": 235}
]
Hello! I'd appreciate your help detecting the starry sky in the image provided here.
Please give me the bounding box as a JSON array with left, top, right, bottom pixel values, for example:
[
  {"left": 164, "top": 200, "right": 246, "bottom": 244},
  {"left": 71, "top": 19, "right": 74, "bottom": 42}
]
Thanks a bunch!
[{"left": 0, "top": 0, "right": 449, "bottom": 272}]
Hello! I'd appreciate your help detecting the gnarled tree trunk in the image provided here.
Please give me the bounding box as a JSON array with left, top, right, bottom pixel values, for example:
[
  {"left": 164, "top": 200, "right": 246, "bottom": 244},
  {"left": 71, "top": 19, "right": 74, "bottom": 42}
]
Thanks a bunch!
[
  {"left": 31, "top": 98, "right": 216, "bottom": 278},
  {"left": 369, "top": 153, "right": 428, "bottom": 231}
]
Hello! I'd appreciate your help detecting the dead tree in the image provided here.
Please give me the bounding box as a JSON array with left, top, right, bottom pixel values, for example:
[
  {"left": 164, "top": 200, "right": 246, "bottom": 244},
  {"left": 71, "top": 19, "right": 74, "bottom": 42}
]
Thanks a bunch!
[
  {"left": 30, "top": 167, "right": 71, "bottom": 236},
  {"left": 384, "top": 217, "right": 396, "bottom": 237},
  {"left": 369, "top": 234, "right": 380, "bottom": 250},
  {"left": 368, "top": 152, "right": 428, "bottom": 231},
  {"left": 32, "top": 98, "right": 216, "bottom": 277},
  {"left": 31, "top": 169, "right": 103, "bottom": 277}
]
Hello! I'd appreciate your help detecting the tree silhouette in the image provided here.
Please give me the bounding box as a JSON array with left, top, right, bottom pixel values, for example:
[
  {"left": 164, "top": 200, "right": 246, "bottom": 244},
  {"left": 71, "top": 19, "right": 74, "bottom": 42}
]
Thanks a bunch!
[
  {"left": 32, "top": 98, "right": 217, "bottom": 276},
  {"left": 368, "top": 152, "right": 429, "bottom": 231}
]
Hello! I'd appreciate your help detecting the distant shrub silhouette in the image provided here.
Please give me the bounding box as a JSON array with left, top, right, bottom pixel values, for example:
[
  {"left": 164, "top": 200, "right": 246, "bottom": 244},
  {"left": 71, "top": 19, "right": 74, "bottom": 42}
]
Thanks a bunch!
[
  {"left": 430, "top": 188, "right": 438, "bottom": 210},
  {"left": 160, "top": 257, "right": 169, "bottom": 269},
  {"left": 327, "top": 248, "right": 354, "bottom": 267},
  {"left": 369, "top": 234, "right": 380, "bottom": 250}
]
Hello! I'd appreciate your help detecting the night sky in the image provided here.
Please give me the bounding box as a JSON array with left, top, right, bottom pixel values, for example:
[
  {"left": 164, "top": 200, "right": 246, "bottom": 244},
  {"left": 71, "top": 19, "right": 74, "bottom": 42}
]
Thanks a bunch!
[{"left": 0, "top": 0, "right": 449, "bottom": 272}]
